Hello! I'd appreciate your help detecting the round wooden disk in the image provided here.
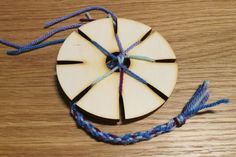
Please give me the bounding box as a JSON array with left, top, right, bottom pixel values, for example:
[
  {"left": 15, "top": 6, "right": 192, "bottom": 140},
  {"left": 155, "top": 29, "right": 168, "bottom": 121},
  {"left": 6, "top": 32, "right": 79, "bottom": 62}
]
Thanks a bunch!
[{"left": 56, "top": 18, "right": 178, "bottom": 121}]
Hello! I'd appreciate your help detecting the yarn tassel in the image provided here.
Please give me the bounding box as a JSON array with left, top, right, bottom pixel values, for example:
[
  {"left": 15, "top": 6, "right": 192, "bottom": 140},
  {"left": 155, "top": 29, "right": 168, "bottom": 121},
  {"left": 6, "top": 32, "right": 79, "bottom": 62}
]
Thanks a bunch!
[{"left": 70, "top": 81, "right": 229, "bottom": 145}]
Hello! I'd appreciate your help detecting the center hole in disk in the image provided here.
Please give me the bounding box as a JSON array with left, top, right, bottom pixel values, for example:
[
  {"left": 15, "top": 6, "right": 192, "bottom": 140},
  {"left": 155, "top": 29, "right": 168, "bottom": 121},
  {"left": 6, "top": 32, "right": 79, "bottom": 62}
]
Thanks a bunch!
[{"left": 105, "top": 52, "right": 131, "bottom": 72}]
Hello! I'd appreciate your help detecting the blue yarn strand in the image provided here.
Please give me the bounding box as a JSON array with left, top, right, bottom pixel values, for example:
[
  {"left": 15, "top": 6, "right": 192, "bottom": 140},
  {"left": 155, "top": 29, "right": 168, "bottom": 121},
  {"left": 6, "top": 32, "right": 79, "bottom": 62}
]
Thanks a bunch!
[
  {"left": 1, "top": 23, "right": 83, "bottom": 55},
  {"left": 92, "top": 41, "right": 117, "bottom": 59},
  {"left": 7, "top": 39, "right": 65, "bottom": 55},
  {"left": 27, "top": 23, "right": 83, "bottom": 46},
  {"left": 44, "top": 6, "right": 117, "bottom": 29},
  {"left": 0, "top": 39, "right": 21, "bottom": 49}
]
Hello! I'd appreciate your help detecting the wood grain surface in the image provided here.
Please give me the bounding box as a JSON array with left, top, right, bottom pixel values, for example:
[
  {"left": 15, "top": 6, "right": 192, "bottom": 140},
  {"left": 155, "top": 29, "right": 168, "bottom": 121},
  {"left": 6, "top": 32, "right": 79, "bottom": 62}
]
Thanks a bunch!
[{"left": 0, "top": 1, "right": 236, "bottom": 156}]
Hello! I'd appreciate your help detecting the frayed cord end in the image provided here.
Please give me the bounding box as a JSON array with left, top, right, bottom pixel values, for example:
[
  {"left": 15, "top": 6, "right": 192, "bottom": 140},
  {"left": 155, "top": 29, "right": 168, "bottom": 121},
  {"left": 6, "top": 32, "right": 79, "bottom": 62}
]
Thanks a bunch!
[
  {"left": 178, "top": 98, "right": 229, "bottom": 126},
  {"left": 172, "top": 81, "right": 229, "bottom": 128},
  {"left": 179, "top": 81, "right": 229, "bottom": 122}
]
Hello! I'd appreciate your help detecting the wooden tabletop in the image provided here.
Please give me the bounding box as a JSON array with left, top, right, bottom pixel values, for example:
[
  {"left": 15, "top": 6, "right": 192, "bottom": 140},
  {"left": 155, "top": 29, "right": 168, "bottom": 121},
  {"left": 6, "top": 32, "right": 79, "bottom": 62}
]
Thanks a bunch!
[{"left": 0, "top": 1, "right": 236, "bottom": 156}]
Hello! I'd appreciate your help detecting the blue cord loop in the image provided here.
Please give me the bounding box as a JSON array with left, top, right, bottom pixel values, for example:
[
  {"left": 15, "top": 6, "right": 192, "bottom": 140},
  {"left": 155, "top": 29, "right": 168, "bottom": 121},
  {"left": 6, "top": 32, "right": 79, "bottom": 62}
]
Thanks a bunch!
[
  {"left": 44, "top": 6, "right": 118, "bottom": 33},
  {"left": 0, "top": 6, "right": 117, "bottom": 55},
  {"left": 0, "top": 6, "right": 229, "bottom": 145}
]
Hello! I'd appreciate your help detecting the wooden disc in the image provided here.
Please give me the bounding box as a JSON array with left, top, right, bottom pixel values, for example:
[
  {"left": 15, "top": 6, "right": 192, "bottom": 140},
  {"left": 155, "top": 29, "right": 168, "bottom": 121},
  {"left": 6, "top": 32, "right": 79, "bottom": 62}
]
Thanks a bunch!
[{"left": 56, "top": 18, "right": 178, "bottom": 121}]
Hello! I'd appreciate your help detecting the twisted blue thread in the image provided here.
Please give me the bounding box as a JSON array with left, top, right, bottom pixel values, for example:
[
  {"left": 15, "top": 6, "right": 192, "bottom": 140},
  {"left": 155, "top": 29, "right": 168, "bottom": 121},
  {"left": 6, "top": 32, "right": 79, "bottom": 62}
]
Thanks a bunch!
[
  {"left": 28, "top": 23, "right": 83, "bottom": 46},
  {"left": 91, "top": 41, "right": 117, "bottom": 59},
  {"left": 7, "top": 39, "right": 65, "bottom": 55},
  {"left": 44, "top": 6, "right": 117, "bottom": 29},
  {"left": 1, "top": 23, "right": 82, "bottom": 55},
  {"left": 0, "top": 6, "right": 229, "bottom": 145},
  {"left": 0, "top": 39, "right": 21, "bottom": 49}
]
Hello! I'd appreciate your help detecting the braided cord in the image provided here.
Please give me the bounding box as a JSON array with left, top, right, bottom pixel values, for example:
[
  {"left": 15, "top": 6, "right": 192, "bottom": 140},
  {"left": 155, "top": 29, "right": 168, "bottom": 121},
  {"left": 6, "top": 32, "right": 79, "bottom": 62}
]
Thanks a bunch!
[
  {"left": 0, "top": 6, "right": 229, "bottom": 145},
  {"left": 71, "top": 81, "right": 229, "bottom": 145}
]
